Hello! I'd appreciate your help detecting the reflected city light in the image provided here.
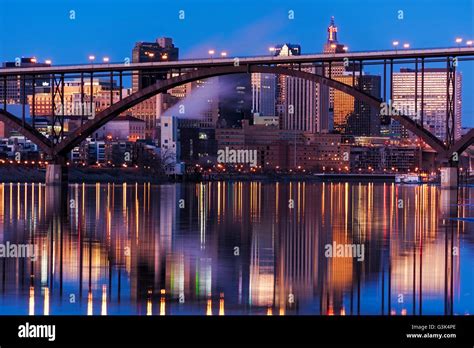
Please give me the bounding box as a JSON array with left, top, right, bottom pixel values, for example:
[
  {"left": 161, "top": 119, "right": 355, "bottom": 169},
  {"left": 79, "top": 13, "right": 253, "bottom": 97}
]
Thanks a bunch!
[
  {"left": 0, "top": 182, "right": 470, "bottom": 316},
  {"left": 102, "top": 285, "right": 107, "bottom": 315},
  {"left": 147, "top": 289, "right": 153, "bottom": 315},
  {"left": 29, "top": 286, "right": 34, "bottom": 316},
  {"left": 88, "top": 292, "right": 93, "bottom": 316},
  {"left": 44, "top": 287, "right": 50, "bottom": 316},
  {"left": 160, "top": 289, "right": 166, "bottom": 316},
  {"left": 207, "top": 298, "right": 212, "bottom": 316},
  {"left": 219, "top": 293, "right": 225, "bottom": 315}
]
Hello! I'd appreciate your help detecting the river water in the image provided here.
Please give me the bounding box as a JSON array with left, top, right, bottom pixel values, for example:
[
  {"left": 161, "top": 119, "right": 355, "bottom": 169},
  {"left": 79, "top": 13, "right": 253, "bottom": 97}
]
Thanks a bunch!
[{"left": 0, "top": 181, "right": 472, "bottom": 315}]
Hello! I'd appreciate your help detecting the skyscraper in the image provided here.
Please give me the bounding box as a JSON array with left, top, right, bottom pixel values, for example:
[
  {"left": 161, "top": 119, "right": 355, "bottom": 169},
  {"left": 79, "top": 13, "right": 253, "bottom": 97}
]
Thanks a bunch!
[
  {"left": 392, "top": 68, "right": 462, "bottom": 141},
  {"left": 283, "top": 72, "right": 325, "bottom": 133},
  {"left": 273, "top": 44, "right": 301, "bottom": 122},
  {"left": 333, "top": 73, "right": 381, "bottom": 136},
  {"left": 251, "top": 73, "right": 276, "bottom": 117},
  {"left": 273, "top": 44, "right": 328, "bottom": 133},
  {"left": 333, "top": 75, "right": 356, "bottom": 133},
  {"left": 344, "top": 75, "right": 381, "bottom": 136}
]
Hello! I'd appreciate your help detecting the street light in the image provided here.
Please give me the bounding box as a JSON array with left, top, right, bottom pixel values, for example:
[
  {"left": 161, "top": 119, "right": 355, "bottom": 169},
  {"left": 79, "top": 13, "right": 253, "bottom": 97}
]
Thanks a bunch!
[
  {"left": 403, "top": 43, "right": 410, "bottom": 49},
  {"left": 102, "top": 57, "right": 110, "bottom": 63},
  {"left": 343, "top": 46, "right": 349, "bottom": 52},
  {"left": 208, "top": 49, "right": 215, "bottom": 58},
  {"left": 45, "top": 59, "right": 52, "bottom": 65},
  {"left": 268, "top": 47, "right": 276, "bottom": 55},
  {"left": 392, "top": 41, "right": 400, "bottom": 53},
  {"left": 455, "top": 37, "right": 463, "bottom": 44},
  {"left": 220, "top": 51, "right": 227, "bottom": 58},
  {"left": 467, "top": 40, "right": 473, "bottom": 46}
]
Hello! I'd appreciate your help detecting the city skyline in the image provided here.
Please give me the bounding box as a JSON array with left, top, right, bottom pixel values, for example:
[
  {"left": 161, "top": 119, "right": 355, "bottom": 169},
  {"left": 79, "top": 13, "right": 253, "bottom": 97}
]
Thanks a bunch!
[
  {"left": 0, "top": 45, "right": 471, "bottom": 177},
  {"left": 1, "top": 0, "right": 473, "bottom": 126}
]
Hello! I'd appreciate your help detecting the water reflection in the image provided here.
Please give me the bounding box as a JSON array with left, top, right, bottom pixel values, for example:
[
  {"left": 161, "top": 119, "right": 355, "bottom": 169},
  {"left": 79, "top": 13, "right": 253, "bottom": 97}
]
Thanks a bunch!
[{"left": 0, "top": 181, "right": 472, "bottom": 315}]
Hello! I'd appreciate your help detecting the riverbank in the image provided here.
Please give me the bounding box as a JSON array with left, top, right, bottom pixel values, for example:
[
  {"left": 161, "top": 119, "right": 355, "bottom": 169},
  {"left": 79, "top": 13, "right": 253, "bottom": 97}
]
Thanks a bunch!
[
  {"left": 0, "top": 166, "right": 168, "bottom": 184},
  {"left": 0, "top": 167, "right": 396, "bottom": 183},
  {"left": 0, "top": 166, "right": 471, "bottom": 185}
]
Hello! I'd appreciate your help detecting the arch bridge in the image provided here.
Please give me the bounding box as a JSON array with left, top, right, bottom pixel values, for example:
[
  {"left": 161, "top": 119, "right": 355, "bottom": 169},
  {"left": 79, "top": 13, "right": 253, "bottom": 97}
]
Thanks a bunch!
[{"left": 0, "top": 47, "right": 473, "bottom": 184}]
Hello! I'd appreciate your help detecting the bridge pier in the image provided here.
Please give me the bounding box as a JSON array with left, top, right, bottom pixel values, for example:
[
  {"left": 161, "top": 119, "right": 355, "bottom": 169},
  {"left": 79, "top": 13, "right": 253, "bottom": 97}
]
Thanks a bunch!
[
  {"left": 440, "top": 167, "right": 458, "bottom": 189},
  {"left": 46, "top": 163, "right": 68, "bottom": 185}
]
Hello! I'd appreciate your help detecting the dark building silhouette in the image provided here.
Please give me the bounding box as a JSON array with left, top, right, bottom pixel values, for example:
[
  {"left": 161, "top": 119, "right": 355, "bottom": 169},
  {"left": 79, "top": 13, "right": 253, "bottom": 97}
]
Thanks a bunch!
[
  {"left": 131, "top": 37, "right": 179, "bottom": 139},
  {"left": 132, "top": 37, "right": 179, "bottom": 91},
  {"left": 218, "top": 74, "right": 252, "bottom": 128},
  {"left": 345, "top": 75, "right": 381, "bottom": 136}
]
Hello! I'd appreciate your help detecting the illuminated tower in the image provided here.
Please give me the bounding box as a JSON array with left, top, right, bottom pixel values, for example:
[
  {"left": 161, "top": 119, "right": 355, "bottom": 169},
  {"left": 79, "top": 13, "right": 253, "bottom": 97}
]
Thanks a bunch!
[
  {"left": 323, "top": 16, "right": 357, "bottom": 130},
  {"left": 323, "top": 17, "right": 345, "bottom": 55}
]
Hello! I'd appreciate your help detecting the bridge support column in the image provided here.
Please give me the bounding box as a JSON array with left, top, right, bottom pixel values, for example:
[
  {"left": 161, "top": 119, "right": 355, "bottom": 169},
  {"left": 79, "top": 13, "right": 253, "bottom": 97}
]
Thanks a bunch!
[
  {"left": 46, "top": 163, "right": 68, "bottom": 185},
  {"left": 440, "top": 167, "right": 458, "bottom": 189}
]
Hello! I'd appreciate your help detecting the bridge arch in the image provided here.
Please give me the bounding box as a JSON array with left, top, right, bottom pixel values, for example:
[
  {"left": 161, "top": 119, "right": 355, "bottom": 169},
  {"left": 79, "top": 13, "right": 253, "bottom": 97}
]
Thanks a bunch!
[
  {"left": 450, "top": 128, "right": 474, "bottom": 158},
  {"left": 1, "top": 65, "right": 446, "bottom": 157},
  {"left": 0, "top": 109, "right": 53, "bottom": 155}
]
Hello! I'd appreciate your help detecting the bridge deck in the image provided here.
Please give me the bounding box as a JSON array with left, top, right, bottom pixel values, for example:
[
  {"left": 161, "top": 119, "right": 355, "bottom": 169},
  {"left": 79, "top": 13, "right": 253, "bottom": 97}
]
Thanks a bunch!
[{"left": 1, "top": 47, "right": 474, "bottom": 75}]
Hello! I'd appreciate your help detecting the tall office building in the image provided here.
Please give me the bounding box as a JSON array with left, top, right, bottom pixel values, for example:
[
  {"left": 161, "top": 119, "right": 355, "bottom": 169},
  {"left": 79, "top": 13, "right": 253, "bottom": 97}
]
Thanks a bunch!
[
  {"left": 345, "top": 75, "right": 381, "bottom": 136},
  {"left": 251, "top": 73, "right": 276, "bottom": 117},
  {"left": 283, "top": 70, "right": 328, "bottom": 133},
  {"left": 333, "top": 75, "right": 356, "bottom": 133},
  {"left": 273, "top": 44, "right": 301, "bottom": 121},
  {"left": 392, "top": 68, "right": 462, "bottom": 140},
  {"left": 333, "top": 73, "right": 381, "bottom": 136},
  {"left": 273, "top": 44, "right": 328, "bottom": 133},
  {"left": 131, "top": 37, "right": 179, "bottom": 139}
]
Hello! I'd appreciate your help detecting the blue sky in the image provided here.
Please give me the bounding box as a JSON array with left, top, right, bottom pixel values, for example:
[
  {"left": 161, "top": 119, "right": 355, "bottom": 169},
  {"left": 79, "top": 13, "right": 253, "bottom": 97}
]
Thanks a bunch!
[{"left": 0, "top": 0, "right": 473, "bottom": 125}]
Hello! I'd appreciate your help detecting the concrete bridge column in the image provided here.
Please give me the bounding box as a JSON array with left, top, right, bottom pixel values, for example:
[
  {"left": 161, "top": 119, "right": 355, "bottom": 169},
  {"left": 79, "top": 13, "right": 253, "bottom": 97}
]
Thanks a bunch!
[
  {"left": 440, "top": 167, "right": 458, "bottom": 189},
  {"left": 46, "top": 163, "right": 68, "bottom": 185}
]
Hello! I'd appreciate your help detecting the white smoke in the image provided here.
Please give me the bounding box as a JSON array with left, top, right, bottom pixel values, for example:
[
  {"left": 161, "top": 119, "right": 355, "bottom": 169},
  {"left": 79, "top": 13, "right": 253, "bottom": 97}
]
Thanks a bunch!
[{"left": 164, "top": 77, "right": 219, "bottom": 120}]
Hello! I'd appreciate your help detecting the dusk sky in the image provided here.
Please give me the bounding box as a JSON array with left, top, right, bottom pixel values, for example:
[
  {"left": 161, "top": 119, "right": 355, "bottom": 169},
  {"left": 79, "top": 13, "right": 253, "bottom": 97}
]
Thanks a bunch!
[{"left": 1, "top": 0, "right": 473, "bottom": 125}]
